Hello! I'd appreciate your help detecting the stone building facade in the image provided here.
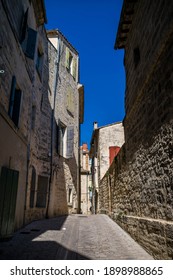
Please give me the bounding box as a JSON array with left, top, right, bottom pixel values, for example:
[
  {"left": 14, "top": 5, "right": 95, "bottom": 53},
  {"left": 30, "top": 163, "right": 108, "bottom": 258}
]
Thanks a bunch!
[
  {"left": 0, "top": 1, "right": 84, "bottom": 238},
  {"left": 99, "top": 0, "right": 173, "bottom": 259},
  {"left": 90, "top": 121, "right": 124, "bottom": 214},
  {"left": 47, "top": 30, "right": 84, "bottom": 216},
  {"left": 80, "top": 143, "right": 91, "bottom": 214},
  {"left": 0, "top": 0, "right": 48, "bottom": 236}
]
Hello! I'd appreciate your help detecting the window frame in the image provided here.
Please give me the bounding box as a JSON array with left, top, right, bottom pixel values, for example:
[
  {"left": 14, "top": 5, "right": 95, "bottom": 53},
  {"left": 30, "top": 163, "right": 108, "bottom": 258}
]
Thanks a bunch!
[{"left": 8, "top": 76, "right": 22, "bottom": 128}]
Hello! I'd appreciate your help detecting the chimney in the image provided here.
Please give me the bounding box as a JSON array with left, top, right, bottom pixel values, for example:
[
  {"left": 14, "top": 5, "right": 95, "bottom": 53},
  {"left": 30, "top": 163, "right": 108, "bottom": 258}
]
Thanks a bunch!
[{"left": 93, "top": 121, "right": 98, "bottom": 130}]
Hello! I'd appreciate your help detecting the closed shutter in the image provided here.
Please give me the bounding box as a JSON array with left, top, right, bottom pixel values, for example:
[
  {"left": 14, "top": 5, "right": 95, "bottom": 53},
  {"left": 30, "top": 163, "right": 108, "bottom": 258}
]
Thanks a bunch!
[
  {"left": 65, "top": 47, "right": 70, "bottom": 69},
  {"left": 8, "top": 76, "right": 16, "bottom": 118},
  {"left": 12, "top": 89, "right": 22, "bottom": 127},
  {"left": 66, "top": 126, "right": 74, "bottom": 158},
  {"left": 72, "top": 58, "right": 77, "bottom": 80},
  {"left": 20, "top": 8, "right": 28, "bottom": 43},
  {"left": 36, "top": 176, "right": 48, "bottom": 208},
  {"left": 0, "top": 167, "right": 19, "bottom": 238},
  {"left": 30, "top": 167, "right": 36, "bottom": 208},
  {"left": 8, "top": 76, "right": 22, "bottom": 127},
  {"left": 23, "top": 27, "right": 37, "bottom": 60}
]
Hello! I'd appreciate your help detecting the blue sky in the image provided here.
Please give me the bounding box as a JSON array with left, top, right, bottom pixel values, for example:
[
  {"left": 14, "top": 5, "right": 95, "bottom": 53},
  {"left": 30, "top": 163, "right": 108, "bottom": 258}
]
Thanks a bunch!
[{"left": 45, "top": 0, "right": 125, "bottom": 148}]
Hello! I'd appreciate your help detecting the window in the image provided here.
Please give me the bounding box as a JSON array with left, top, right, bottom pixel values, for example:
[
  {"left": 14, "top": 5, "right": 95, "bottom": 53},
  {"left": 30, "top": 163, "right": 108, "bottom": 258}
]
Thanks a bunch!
[
  {"left": 20, "top": 8, "right": 28, "bottom": 43},
  {"left": 36, "top": 175, "right": 48, "bottom": 208},
  {"left": 133, "top": 47, "right": 140, "bottom": 68},
  {"left": 30, "top": 166, "right": 36, "bottom": 208},
  {"left": 65, "top": 47, "right": 77, "bottom": 80},
  {"left": 68, "top": 188, "right": 72, "bottom": 204},
  {"left": 56, "top": 123, "right": 66, "bottom": 156},
  {"left": 56, "top": 123, "right": 74, "bottom": 158},
  {"left": 66, "top": 126, "right": 74, "bottom": 158},
  {"left": 8, "top": 76, "right": 22, "bottom": 127},
  {"left": 36, "top": 48, "right": 44, "bottom": 78},
  {"left": 20, "top": 8, "right": 37, "bottom": 60},
  {"left": 66, "top": 86, "right": 74, "bottom": 115},
  {"left": 31, "top": 105, "right": 36, "bottom": 130}
]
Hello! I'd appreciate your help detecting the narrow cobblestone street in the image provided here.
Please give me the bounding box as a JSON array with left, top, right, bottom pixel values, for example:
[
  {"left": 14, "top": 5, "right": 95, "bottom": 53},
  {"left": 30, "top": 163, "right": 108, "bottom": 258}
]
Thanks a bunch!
[{"left": 0, "top": 215, "right": 153, "bottom": 260}]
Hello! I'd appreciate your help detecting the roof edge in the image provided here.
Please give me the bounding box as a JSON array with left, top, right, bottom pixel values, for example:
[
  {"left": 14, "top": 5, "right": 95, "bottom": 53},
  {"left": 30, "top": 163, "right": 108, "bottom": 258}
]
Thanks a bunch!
[{"left": 115, "top": 0, "right": 138, "bottom": 49}]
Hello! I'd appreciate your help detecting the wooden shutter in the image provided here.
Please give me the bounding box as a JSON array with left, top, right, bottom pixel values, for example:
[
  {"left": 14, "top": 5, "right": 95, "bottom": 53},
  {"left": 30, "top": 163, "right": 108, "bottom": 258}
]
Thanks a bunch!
[
  {"left": 65, "top": 47, "right": 70, "bottom": 69},
  {"left": 12, "top": 89, "right": 22, "bottom": 127},
  {"left": 66, "top": 126, "right": 74, "bottom": 158},
  {"left": 0, "top": 167, "right": 19, "bottom": 238},
  {"left": 30, "top": 166, "right": 36, "bottom": 208},
  {"left": 23, "top": 27, "right": 37, "bottom": 60},
  {"left": 36, "top": 175, "right": 48, "bottom": 208},
  {"left": 20, "top": 8, "right": 28, "bottom": 43},
  {"left": 72, "top": 58, "right": 77, "bottom": 80},
  {"left": 8, "top": 76, "right": 16, "bottom": 118}
]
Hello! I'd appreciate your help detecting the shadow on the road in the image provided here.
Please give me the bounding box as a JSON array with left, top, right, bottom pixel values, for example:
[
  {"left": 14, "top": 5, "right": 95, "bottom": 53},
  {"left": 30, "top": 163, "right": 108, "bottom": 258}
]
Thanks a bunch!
[
  {"left": 0, "top": 241, "right": 90, "bottom": 260},
  {"left": 0, "top": 215, "right": 90, "bottom": 260}
]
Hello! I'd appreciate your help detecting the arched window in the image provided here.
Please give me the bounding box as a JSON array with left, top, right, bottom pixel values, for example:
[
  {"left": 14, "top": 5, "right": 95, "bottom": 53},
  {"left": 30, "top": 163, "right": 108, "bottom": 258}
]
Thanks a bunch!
[{"left": 30, "top": 166, "right": 36, "bottom": 208}]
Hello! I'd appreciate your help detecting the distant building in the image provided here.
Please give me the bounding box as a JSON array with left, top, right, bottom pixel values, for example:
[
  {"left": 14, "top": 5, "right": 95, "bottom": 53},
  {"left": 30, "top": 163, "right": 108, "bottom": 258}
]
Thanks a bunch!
[
  {"left": 89, "top": 122, "right": 124, "bottom": 213},
  {"left": 80, "top": 143, "right": 91, "bottom": 214}
]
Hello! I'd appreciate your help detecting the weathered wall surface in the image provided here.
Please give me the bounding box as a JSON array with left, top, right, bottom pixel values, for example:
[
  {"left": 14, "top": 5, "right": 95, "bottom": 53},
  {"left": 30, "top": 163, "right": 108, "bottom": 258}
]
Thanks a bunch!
[
  {"left": 0, "top": 0, "right": 51, "bottom": 230},
  {"left": 99, "top": 0, "right": 173, "bottom": 259},
  {"left": 98, "top": 122, "right": 124, "bottom": 180},
  {"left": 25, "top": 26, "right": 51, "bottom": 225},
  {"left": 0, "top": 0, "right": 34, "bottom": 231},
  {"left": 47, "top": 34, "right": 80, "bottom": 216}
]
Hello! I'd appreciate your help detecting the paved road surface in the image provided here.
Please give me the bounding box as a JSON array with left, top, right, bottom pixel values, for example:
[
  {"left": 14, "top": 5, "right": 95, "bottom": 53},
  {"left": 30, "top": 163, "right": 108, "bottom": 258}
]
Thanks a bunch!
[{"left": 0, "top": 214, "right": 153, "bottom": 260}]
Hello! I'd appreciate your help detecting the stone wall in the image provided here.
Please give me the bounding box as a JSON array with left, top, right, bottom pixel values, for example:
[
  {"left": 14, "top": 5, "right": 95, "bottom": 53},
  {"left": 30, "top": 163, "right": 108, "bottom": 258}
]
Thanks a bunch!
[
  {"left": 25, "top": 25, "right": 51, "bottom": 225},
  {"left": 47, "top": 32, "right": 80, "bottom": 216},
  {"left": 99, "top": 0, "right": 173, "bottom": 259},
  {"left": 0, "top": 0, "right": 38, "bottom": 231}
]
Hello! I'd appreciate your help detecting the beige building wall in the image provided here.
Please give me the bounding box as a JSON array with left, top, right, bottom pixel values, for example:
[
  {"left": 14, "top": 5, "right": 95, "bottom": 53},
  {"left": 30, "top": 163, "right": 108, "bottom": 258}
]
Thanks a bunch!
[
  {"left": 90, "top": 122, "right": 124, "bottom": 213},
  {"left": 99, "top": 122, "right": 124, "bottom": 179},
  {"left": 47, "top": 30, "right": 82, "bottom": 216},
  {"left": 0, "top": 0, "right": 47, "bottom": 234},
  {"left": 80, "top": 144, "right": 91, "bottom": 214}
]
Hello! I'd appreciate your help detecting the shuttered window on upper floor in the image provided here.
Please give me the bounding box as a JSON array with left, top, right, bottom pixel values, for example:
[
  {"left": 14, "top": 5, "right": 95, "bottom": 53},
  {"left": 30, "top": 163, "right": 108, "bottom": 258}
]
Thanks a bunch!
[
  {"left": 66, "top": 86, "right": 74, "bottom": 115},
  {"left": 20, "top": 8, "right": 37, "bottom": 60},
  {"left": 56, "top": 123, "right": 74, "bottom": 159},
  {"left": 66, "top": 126, "right": 74, "bottom": 159},
  {"left": 8, "top": 76, "right": 22, "bottom": 127},
  {"left": 36, "top": 47, "right": 44, "bottom": 79},
  {"left": 65, "top": 47, "right": 77, "bottom": 81}
]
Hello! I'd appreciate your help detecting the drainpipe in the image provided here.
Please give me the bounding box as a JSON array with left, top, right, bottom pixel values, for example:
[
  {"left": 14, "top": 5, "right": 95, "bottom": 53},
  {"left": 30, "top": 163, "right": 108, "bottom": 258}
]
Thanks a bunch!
[
  {"left": 92, "top": 157, "right": 96, "bottom": 215},
  {"left": 23, "top": 54, "right": 37, "bottom": 226},
  {"left": 77, "top": 126, "right": 81, "bottom": 214},
  {"left": 46, "top": 36, "right": 61, "bottom": 218}
]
